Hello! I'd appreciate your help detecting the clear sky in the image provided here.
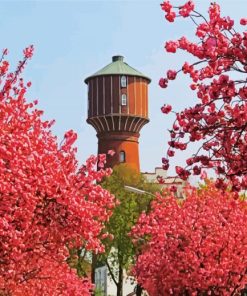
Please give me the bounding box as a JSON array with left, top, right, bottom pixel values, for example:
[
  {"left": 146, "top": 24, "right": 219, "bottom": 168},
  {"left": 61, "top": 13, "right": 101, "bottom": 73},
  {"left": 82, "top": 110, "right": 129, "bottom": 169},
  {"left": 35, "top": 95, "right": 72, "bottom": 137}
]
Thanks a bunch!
[{"left": 0, "top": 0, "right": 245, "bottom": 175}]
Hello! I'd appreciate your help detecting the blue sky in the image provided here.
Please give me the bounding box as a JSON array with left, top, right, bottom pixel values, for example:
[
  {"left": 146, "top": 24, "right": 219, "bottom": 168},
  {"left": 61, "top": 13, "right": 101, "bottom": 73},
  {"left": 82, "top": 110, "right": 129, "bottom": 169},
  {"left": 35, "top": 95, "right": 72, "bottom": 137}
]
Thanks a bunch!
[{"left": 1, "top": 0, "right": 245, "bottom": 175}]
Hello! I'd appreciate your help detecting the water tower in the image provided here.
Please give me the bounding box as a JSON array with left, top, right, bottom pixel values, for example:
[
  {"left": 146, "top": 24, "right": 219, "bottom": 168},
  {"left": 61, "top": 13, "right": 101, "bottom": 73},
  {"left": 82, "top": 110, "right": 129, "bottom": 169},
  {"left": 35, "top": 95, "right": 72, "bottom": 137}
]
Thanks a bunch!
[{"left": 85, "top": 55, "right": 151, "bottom": 172}]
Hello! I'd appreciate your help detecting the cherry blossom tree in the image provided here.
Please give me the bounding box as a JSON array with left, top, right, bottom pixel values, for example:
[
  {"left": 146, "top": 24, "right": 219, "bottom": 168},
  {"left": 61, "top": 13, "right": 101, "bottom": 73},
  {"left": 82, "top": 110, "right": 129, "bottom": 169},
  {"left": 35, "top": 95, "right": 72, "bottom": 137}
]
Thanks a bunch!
[
  {"left": 160, "top": 1, "right": 247, "bottom": 191},
  {"left": 131, "top": 182, "right": 247, "bottom": 295},
  {"left": 0, "top": 47, "right": 116, "bottom": 295}
]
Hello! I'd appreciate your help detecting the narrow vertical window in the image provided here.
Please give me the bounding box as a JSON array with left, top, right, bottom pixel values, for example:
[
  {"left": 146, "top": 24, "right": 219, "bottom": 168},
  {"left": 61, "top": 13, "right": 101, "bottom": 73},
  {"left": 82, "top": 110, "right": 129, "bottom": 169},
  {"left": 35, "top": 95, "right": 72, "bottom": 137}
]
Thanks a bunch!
[
  {"left": 119, "top": 151, "right": 126, "bottom": 163},
  {"left": 98, "top": 270, "right": 101, "bottom": 288},
  {"left": 121, "top": 75, "right": 127, "bottom": 87},
  {"left": 121, "top": 94, "right": 127, "bottom": 106},
  {"left": 87, "top": 84, "right": 90, "bottom": 114}
]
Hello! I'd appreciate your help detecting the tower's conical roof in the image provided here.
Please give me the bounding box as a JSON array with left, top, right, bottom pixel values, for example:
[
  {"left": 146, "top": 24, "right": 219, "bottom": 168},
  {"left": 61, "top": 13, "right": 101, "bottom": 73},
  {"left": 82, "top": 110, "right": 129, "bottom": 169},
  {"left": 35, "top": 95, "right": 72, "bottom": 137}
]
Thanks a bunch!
[{"left": 84, "top": 55, "right": 151, "bottom": 83}]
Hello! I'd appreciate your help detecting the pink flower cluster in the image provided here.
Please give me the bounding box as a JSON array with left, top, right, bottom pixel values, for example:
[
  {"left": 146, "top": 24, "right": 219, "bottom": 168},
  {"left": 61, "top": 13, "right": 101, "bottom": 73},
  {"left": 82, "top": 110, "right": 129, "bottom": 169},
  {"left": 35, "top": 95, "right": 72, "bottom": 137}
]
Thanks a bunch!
[
  {"left": 161, "top": 1, "right": 195, "bottom": 22},
  {"left": 0, "top": 48, "right": 116, "bottom": 295},
  {"left": 160, "top": 1, "right": 247, "bottom": 191},
  {"left": 132, "top": 183, "right": 247, "bottom": 295}
]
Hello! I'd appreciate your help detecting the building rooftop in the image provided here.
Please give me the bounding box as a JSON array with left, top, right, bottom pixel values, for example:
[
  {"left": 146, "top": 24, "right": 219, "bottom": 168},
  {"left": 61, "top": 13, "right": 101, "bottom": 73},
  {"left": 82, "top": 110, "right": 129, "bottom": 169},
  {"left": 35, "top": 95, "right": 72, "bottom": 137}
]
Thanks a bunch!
[{"left": 84, "top": 55, "right": 151, "bottom": 83}]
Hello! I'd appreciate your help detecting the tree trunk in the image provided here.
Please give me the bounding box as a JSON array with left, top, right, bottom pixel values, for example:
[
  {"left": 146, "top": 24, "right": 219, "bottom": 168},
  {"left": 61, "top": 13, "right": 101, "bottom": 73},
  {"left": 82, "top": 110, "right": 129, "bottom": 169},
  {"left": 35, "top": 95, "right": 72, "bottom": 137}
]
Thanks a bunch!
[
  {"left": 136, "top": 284, "right": 143, "bottom": 296},
  {"left": 91, "top": 253, "right": 97, "bottom": 296},
  {"left": 117, "top": 266, "right": 123, "bottom": 296}
]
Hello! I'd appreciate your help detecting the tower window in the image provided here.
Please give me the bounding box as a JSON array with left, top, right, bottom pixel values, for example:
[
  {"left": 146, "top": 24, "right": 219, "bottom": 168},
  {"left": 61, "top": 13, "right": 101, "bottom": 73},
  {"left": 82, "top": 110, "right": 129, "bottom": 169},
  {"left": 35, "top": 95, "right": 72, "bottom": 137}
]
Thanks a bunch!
[
  {"left": 121, "top": 94, "right": 127, "bottom": 106},
  {"left": 121, "top": 75, "right": 127, "bottom": 87},
  {"left": 87, "top": 84, "right": 90, "bottom": 113},
  {"left": 119, "top": 151, "right": 126, "bottom": 163}
]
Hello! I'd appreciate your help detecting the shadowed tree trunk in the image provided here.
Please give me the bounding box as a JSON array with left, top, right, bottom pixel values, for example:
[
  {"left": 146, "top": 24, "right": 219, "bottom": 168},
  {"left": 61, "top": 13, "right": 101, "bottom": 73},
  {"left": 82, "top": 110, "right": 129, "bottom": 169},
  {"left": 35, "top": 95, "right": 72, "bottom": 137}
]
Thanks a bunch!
[
  {"left": 136, "top": 284, "right": 143, "bottom": 296},
  {"left": 117, "top": 265, "right": 123, "bottom": 296},
  {"left": 91, "top": 253, "right": 97, "bottom": 296}
]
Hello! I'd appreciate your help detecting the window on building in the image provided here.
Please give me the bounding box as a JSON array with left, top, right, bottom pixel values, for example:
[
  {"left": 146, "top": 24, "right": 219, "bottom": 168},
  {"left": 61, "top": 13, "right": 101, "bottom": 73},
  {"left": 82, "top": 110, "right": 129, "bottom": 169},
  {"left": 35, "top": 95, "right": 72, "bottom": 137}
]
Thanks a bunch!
[
  {"left": 121, "top": 94, "right": 127, "bottom": 106},
  {"left": 98, "top": 270, "right": 101, "bottom": 285},
  {"left": 119, "top": 151, "right": 126, "bottom": 163},
  {"left": 121, "top": 75, "right": 127, "bottom": 87},
  {"left": 87, "top": 84, "right": 90, "bottom": 113}
]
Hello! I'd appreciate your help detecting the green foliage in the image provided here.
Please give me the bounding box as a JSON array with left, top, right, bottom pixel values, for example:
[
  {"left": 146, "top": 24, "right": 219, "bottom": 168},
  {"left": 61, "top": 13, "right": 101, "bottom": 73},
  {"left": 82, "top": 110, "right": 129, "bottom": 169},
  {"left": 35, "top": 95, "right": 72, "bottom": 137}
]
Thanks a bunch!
[
  {"left": 99, "top": 164, "right": 159, "bottom": 282},
  {"left": 67, "top": 248, "right": 91, "bottom": 278},
  {"left": 94, "top": 287, "right": 104, "bottom": 296}
]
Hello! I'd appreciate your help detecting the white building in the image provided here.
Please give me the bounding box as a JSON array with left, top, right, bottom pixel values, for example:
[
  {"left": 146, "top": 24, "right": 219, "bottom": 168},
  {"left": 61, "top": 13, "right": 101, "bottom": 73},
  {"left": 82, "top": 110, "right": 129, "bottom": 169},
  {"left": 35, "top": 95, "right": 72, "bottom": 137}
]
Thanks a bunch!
[
  {"left": 142, "top": 167, "right": 186, "bottom": 198},
  {"left": 95, "top": 266, "right": 137, "bottom": 296}
]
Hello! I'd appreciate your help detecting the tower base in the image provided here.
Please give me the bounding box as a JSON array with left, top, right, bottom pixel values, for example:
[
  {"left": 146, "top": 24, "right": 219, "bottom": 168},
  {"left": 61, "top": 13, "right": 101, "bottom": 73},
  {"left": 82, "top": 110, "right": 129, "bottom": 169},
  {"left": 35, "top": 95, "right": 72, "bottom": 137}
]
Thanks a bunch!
[{"left": 97, "top": 131, "right": 140, "bottom": 172}]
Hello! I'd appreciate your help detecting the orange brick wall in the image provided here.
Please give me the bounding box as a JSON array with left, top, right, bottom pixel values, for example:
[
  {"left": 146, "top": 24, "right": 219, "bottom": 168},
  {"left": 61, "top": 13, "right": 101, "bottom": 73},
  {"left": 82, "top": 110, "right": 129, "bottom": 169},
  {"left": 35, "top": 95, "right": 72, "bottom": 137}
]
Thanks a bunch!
[{"left": 97, "top": 132, "right": 140, "bottom": 172}]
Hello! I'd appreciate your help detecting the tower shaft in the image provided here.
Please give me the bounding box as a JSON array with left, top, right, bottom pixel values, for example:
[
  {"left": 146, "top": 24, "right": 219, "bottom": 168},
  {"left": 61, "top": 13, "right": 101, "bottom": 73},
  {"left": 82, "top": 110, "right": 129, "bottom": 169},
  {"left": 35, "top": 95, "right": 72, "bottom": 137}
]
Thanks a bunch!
[{"left": 98, "top": 131, "right": 140, "bottom": 172}]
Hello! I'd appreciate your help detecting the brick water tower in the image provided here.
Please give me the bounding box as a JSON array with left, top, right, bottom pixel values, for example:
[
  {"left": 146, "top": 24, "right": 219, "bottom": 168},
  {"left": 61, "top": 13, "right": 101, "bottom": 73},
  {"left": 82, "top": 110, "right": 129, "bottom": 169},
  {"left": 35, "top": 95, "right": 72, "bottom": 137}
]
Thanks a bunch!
[{"left": 85, "top": 56, "right": 151, "bottom": 172}]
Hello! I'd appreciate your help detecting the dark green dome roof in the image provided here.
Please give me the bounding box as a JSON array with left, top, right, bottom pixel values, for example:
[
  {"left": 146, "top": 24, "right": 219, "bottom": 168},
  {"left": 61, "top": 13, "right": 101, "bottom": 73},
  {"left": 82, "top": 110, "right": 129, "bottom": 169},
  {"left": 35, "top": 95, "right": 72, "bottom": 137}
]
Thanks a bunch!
[{"left": 84, "top": 55, "right": 151, "bottom": 83}]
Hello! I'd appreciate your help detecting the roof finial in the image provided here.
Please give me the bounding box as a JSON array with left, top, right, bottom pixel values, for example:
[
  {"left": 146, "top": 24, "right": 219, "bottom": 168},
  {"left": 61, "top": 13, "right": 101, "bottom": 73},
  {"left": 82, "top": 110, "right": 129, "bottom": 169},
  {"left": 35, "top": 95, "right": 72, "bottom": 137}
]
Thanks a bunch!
[{"left": 112, "top": 55, "right": 124, "bottom": 62}]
